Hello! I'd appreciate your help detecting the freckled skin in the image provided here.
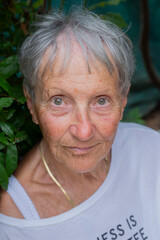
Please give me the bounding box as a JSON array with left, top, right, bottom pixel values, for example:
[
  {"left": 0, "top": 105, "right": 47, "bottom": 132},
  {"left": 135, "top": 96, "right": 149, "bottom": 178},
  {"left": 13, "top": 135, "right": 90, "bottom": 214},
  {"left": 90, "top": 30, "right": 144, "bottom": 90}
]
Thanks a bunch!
[{"left": 27, "top": 40, "right": 127, "bottom": 175}]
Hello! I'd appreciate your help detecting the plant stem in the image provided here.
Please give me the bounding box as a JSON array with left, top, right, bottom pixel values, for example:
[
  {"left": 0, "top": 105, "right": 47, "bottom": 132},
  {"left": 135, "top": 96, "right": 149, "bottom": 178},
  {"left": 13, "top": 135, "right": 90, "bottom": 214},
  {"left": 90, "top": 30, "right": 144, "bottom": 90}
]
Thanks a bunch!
[
  {"left": 83, "top": 0, "right": 88, "bottom": 8},
  {"left": 59, "top": 0, "right": 66, "bottom": 11},
  {"left": 140, "top": 0, "right": 160, "bottom": 89}
]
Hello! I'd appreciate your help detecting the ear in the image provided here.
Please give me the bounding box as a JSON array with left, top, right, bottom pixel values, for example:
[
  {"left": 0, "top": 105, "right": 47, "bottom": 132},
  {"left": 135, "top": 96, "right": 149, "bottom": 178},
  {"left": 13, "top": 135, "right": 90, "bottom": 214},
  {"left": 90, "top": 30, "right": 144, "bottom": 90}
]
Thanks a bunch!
[
  {"left": 120, "top": 86, "right": 130, "bottom": 120},
  {"left": 123, "top": 96, "right": 128, "bottom": 108},
  {"left": 120, "top": 96, "right": 127, "bottom": 120},
  {"left": 23, "top": 87, "right": 39, "bottom": 125}
]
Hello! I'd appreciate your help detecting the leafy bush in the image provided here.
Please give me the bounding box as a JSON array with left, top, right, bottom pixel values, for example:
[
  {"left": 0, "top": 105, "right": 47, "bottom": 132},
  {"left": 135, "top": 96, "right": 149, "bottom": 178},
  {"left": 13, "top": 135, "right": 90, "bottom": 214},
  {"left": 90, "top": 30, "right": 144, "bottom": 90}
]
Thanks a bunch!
[{"left": 0, "top": 0, "right": 42, "bottom": 189}]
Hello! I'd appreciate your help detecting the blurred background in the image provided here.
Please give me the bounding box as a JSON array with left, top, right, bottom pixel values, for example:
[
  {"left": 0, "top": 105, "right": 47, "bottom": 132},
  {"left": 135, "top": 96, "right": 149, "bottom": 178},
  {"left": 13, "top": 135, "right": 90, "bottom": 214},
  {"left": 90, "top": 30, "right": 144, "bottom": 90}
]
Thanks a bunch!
[{"left": 0, "top": 0, "right": 160, "bottom": 189}]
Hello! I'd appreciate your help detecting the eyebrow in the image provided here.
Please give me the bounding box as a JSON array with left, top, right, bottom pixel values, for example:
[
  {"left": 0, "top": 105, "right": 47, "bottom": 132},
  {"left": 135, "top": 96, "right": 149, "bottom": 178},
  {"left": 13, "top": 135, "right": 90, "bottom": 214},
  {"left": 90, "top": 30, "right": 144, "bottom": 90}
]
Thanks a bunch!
[{"left": 41, "top": 87, "right": 72, "bottom": 100}]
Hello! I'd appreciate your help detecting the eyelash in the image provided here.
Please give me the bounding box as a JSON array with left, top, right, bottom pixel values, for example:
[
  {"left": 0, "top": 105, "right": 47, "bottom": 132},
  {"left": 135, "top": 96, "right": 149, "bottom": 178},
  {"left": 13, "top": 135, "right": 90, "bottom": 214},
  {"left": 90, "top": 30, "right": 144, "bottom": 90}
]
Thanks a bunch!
[
  {"left": 50, "top": 96, "right": 110, "bottom": 109},
  {"left": 94, "top": 96, "right": 110, "bottom": 106},
  {"left": 51, "top": 96, "right": 65, "bottom": 106}
]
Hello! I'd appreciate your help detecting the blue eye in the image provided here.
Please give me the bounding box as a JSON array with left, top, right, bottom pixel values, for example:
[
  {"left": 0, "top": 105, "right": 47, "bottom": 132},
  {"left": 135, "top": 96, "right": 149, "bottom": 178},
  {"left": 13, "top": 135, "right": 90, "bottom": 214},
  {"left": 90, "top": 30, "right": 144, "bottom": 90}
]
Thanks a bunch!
[
  {"left": 53, "top": 98, "right": 63, "bottom": 105},
  {"left": 97, "top": 98, "right": 106, "bottom": 105}
]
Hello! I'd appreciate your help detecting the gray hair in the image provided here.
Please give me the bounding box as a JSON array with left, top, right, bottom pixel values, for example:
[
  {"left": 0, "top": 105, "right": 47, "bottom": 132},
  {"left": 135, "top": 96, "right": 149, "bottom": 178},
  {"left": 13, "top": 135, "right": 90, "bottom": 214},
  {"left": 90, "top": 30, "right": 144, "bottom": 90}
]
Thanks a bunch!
[{"left": 19, "top": 7, "right": 135, "bottom": 99}]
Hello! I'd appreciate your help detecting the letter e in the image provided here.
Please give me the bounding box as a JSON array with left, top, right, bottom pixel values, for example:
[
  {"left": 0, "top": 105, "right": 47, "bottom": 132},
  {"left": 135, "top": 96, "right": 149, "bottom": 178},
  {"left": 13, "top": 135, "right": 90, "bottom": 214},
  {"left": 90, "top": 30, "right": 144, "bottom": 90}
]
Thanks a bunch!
[
  {"left": 102, "top": 232, "right": 108, "bottom": 240},
  {"left": 139, "top": 228, "right": 148, "bottom": 240}
]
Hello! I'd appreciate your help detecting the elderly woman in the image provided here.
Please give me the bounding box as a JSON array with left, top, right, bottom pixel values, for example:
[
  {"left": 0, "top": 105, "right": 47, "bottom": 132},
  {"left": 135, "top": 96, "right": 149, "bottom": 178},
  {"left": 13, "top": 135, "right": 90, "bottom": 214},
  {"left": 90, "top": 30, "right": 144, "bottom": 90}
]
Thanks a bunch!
[{"left": 0, "top": 8, "right": 160, "bottom": 240}]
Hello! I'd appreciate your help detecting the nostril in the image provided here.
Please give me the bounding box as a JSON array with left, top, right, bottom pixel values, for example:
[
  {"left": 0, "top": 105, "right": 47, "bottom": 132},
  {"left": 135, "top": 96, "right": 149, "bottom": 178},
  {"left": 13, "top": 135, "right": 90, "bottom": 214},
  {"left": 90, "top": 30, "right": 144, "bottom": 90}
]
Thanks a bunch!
[
  {"left": 70, "top": 121, "right": 94, "bottom": 141},
  {"left": 70, "top": 125, "right": 77, "bottom": 136}
]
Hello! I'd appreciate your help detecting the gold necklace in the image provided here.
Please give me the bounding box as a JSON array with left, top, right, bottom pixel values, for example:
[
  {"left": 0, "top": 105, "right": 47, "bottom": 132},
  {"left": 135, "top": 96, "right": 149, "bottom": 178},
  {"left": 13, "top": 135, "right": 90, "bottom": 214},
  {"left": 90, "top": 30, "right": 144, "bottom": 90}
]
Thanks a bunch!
[
  {"left": 39, "top": 144, "right": 109, "bottom": 208},
  {"left": 39, "top": 144, "right": 75, "bottom": 208}
]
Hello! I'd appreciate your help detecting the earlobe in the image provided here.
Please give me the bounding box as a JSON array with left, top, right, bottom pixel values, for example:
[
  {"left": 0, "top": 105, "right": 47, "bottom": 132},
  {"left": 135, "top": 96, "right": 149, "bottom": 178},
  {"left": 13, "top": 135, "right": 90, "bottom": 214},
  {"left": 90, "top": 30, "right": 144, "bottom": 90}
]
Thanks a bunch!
[{"left": 24, "top": 88, "right": 39, "bottom": 125}]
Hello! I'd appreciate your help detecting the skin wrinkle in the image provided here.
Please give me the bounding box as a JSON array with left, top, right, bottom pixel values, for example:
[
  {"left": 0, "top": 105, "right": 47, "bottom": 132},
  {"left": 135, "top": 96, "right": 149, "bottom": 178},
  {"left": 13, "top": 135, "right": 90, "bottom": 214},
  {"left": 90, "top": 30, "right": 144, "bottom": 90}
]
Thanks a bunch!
[
  {"left": 37, "top": 34, "right": 118, "bottom": 95},
  {"left": 27, "top": 39, "right": 127, "bottom": 182}
]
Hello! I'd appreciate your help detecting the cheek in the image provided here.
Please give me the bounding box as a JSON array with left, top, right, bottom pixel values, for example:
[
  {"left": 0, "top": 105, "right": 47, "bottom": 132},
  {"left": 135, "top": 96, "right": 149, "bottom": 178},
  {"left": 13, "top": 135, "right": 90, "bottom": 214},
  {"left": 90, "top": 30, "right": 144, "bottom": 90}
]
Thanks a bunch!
[
  {"left": 37, "top": 112, "right": 67, "bottom": 142},
  {"left": 96, "top": 112, "right": 121, "bottom": 139}
]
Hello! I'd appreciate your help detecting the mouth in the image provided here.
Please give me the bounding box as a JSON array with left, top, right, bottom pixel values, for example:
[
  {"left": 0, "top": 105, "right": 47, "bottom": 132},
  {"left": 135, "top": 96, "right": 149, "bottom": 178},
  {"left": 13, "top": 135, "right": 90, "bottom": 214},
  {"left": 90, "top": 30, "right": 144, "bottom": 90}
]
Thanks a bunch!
[{"left": 64, "top": 144, "right": 99, "bottom": 155}]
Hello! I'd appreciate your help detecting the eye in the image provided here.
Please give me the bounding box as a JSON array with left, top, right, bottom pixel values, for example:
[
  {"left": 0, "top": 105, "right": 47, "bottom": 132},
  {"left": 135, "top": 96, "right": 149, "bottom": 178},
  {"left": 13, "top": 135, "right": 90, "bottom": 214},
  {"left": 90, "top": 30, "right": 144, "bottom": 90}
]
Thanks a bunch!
[
  {"left": 97, "top": 98, "right": 107, "bottom": 105},
  {"left": 53, "top": 97, "right": 63, "bottom": 105}
]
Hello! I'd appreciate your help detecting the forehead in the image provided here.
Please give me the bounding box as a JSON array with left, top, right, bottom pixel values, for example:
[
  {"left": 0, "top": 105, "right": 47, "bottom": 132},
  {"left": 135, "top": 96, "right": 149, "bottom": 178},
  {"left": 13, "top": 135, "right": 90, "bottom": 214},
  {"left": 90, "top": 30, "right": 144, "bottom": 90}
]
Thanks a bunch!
[{"left": 38, "top": 37, "right": 118, "bottom": 90}]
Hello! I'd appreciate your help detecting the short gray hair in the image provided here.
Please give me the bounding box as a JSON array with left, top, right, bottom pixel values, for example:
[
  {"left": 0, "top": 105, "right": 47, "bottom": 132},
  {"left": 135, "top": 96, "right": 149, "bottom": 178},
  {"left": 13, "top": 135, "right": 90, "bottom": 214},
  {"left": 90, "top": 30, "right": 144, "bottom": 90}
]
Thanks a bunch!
[{"left": 19, "top": 7, "right": 135, "bottom": 99}]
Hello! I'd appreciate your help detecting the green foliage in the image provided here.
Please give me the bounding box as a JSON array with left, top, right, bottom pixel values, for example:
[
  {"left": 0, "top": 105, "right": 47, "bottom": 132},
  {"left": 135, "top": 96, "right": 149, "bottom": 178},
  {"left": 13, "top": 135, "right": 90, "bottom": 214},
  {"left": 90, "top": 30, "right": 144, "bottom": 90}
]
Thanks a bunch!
[
  {"left": 0, "top": 98, "right": 14, "bottom": 109},
  {"left": 33, "top": 0, "right": 44, "bottom": 9},
  {"left": 123, "top": 108, "right": 145, "bottom": 125},
  {"left": 89, "top": 0, "right": 128, "bottom": 28},
  {"left": 89, "top": 0, "right": 126, "bottom": 10},
  {"left": 0, "top": 0, "right": 42, "bottom": 190},
  {"left": 100, "top": 12, "right": 127, "bottom": 28},
  {"left": 0, "top": 56, "right": 19, "bottom": 79},
  {"left": 0, "top": 163, "right": 8, "bottom": 190}
]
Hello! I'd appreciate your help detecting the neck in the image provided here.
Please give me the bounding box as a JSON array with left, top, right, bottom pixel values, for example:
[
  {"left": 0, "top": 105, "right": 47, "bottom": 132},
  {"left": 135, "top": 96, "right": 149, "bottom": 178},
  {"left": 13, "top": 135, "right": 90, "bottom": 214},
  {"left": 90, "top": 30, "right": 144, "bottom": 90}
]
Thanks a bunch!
[{"left": 39, "top": 139, "right": 111, "bottom": 207}]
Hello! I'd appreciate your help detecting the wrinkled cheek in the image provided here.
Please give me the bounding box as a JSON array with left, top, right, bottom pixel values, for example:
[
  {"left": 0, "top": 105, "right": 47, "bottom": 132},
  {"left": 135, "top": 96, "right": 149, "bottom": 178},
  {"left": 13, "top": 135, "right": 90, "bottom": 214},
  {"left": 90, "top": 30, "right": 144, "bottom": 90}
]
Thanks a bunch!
[
  {"left": 99, "top": 114, "right": 121, "bottom": 141},
  {"left": 38, "top": 115, "right": 64, "bottom": 142}
]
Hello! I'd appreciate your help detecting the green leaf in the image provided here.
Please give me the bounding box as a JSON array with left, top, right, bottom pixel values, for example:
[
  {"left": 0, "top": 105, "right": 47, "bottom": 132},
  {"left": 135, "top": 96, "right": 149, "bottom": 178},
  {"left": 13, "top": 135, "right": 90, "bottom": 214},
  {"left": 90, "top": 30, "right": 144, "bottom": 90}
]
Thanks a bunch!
[
  {"left": 13, "top": 29, "right": 25, "bottom": 46},
  {"left": 101, "top": 13, "right": 128, "bottom": 28},
  {"left": 89, "top": 0, "right": 126, "bottom": 10},
  {"left": 123, "top": 108, "right": 145, "bottom": 125},
  {"left": 15, "top": 1, "right": 27, "bottom": 13},
  {"left": 6, "top": 144, "right": 18, "bottom": 176},
  {"left": 0, "top": 122, "right": 14, "bottom": 137},
  {"left": 105, "top": 0, "right": 126, "bottom": 5},
  {"left": 14, "top": 131, "right": 28, "bottom": 143},
  {"left": 9, "top": 84, "right": 25, "bottom": 101},
  {"left": 6, "top": 109, "right": 16, "bottom": 120},
  {"left": 0, "top": 41, "right": 12, "bottom": 51},
  {"left": 0, "top": 142, "right": 6, "bottom": 150},
  {"left": 0, "top": 55, "right": 19, "bottom": 79},
  {"left": 17, "top": 97, "right": 26, "bottom": 104},
  {"left": 0, "top": 152, "right": 5, "bottom": 165},
  {"left": 0, "top": 97, "right": 14, "bottom": 109},
  {"left": 0, "top": 132, "right": 9, "bottom": 145},
  {"left": 0, "top": 77, "right": 10, "bottom": 93},
  {"left": 11, "top": 109, "right": 27, "bottom": 128},
  {"left": 0, "top": 163, "right": 8, "bottom": 190},
  {"left": 33, "top": 0, "right": 44, "bottom": 9},
  {"left": 89, "top": 1, "right": 108, "bottom": 10}
]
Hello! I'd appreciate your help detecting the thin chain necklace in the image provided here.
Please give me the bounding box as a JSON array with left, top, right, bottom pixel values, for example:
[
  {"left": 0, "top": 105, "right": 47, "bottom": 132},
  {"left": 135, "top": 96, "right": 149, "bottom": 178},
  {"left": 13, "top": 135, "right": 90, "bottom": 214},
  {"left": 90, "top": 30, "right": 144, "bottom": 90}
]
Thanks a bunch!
[{"left": 39, "top": 144, "right": 109, "bottom": 208}]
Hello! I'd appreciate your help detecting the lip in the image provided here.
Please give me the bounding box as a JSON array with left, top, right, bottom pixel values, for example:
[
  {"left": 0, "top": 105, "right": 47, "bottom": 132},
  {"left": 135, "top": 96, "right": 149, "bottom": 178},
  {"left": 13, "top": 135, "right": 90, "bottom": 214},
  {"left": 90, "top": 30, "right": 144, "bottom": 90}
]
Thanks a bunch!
[{"left": 64, "top": 144, "right": 98, "bottom": 155}]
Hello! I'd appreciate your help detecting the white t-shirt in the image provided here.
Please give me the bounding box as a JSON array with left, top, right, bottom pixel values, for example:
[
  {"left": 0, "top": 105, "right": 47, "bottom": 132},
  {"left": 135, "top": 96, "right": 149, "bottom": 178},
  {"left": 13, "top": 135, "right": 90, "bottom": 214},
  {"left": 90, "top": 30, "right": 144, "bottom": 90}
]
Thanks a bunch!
[{"left": 0, "top": 123, "right": 160, "bottom": 240}]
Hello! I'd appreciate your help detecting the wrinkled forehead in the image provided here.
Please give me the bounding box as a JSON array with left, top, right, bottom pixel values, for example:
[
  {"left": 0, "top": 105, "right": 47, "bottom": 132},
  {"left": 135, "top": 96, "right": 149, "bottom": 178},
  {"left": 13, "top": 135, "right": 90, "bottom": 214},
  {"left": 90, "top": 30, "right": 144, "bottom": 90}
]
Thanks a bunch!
[{"left": 38, "top": 33, "right": 116, "bottom": 84}]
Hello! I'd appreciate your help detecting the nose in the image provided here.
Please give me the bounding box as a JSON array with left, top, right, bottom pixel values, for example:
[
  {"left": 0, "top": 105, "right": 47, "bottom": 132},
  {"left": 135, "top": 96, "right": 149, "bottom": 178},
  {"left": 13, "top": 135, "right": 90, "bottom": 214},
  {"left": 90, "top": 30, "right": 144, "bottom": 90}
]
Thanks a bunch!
[{"left": 70, "top": 107, "right": 95, "bottom": 141}]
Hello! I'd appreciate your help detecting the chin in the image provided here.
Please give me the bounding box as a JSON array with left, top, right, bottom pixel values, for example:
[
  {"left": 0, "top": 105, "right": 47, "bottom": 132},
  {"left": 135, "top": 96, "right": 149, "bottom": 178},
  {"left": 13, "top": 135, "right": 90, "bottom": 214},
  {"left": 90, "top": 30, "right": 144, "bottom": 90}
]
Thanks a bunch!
[{"left": 64, "top": 156, "right": 102, "bottom": 174}]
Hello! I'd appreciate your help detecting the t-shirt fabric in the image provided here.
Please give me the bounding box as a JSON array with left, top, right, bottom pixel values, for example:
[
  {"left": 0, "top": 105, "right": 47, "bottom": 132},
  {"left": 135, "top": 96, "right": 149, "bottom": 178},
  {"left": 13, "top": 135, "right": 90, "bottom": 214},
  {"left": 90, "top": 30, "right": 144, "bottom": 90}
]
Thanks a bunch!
[
  {"left": 6, "top": 175, "right": 40, "bottom": 220},
  {"left": 0, "top": 123, "right": 160, "bottom": 240}
]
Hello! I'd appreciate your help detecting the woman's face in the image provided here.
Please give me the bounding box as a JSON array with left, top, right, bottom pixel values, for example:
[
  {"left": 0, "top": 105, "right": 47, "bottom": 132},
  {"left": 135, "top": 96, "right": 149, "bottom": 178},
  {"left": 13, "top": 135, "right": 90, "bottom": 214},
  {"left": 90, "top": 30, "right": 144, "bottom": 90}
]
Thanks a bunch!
[{"left": 27, "top": 44, "right": 127, "bottom": 173}]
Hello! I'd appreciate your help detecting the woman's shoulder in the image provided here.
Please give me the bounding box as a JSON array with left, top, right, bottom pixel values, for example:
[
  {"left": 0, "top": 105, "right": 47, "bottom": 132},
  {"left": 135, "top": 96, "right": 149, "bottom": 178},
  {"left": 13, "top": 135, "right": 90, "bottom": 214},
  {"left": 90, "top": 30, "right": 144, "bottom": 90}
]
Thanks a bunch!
[
  {"left": 119, "top": 121, "right": 159, "bottom": 132},
  {"left": 0, "top": 143, "right": 42, "bottom": 219},
  {"left": 118, "top": 122, "right": 160, "bottom": 142},
  {"left": 114, "top": 122, "right": 160, "bottom": 161},
  {"left": 113, "top": 122, "right": 160, "bottom": 184},
  {"left": 14, "top": 143, "right": 42, "bottom": 180},
  {"left": 0, "top": 189, "right": 24, "bottom": 218}
]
